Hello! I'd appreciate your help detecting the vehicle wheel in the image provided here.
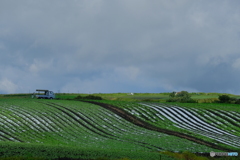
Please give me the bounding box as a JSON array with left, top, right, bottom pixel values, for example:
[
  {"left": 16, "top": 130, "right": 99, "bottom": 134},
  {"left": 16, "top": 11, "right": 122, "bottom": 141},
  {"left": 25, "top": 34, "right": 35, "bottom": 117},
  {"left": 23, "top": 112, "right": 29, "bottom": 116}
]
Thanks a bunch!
[{"left": 50, "top": 97, "right": 53, "bottom": 99}]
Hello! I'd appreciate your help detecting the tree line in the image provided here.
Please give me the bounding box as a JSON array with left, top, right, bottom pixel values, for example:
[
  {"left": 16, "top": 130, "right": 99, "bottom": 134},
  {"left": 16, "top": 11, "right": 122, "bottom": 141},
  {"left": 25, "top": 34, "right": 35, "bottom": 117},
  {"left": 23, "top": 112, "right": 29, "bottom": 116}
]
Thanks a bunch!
[{"left": 167, "top": 91, "right": 240, "bottom": 104}]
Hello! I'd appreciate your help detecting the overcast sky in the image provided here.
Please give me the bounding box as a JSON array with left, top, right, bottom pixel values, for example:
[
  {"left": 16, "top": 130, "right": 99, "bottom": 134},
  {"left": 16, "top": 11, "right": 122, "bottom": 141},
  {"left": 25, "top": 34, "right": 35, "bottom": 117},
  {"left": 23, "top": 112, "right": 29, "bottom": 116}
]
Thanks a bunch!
[{"left": 1, "top": 0, "right": 240, "bottom": 94}]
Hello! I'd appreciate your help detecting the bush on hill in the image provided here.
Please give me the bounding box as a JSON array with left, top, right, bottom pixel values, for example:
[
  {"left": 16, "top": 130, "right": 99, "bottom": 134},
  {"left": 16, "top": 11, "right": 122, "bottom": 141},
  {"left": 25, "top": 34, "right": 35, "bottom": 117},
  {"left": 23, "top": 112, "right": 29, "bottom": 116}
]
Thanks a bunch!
[
  {"left": 217, "top": 94, "right": 240, "bottom": 104},
  {"left": 167, "top": 91, "right": 197, "bottom": 103},
  {"left": 218, "top": 95, "right": 231, "bottom": 103},
  {"left": 85, "top": 95, "right": 102, "bottom": 100},
  {"left": 235, "top": 99, "right": 240, "bottom": 104},
  {"left": 74, "top": 95, "right": 102, "bottom": 100}
]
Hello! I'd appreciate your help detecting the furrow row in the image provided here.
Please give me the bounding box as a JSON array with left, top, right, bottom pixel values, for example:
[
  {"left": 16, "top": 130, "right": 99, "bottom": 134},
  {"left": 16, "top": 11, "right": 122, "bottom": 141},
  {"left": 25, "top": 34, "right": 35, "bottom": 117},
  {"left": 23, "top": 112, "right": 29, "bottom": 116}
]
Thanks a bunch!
[
  {"left": 37, "top": 102, "right": 108, "bottom": 141},
  {"left": 140, "top": 103, "right": 240, "bottom": 147},
  {"left": 47, "top": 102, "right": 163, "bottom": 151},
  {"left": 25, "top": 105, "right": 83, "bottom": 142}
]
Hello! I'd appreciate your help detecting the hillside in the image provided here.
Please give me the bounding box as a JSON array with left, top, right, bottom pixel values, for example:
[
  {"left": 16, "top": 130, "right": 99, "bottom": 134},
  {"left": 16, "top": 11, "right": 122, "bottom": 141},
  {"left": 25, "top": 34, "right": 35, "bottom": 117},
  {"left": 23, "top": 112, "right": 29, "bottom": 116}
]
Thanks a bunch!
[{"left": 0, "top": 95, "right": 239, "bottom": 159}]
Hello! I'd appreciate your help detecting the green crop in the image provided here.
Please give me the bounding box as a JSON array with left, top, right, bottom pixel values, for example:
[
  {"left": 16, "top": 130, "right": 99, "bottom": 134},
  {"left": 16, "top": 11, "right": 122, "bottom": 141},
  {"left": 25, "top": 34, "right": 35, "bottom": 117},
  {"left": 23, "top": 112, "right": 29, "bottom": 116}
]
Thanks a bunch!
[{"left": 0, "top": 99, "right": 233, "bottom": 160}]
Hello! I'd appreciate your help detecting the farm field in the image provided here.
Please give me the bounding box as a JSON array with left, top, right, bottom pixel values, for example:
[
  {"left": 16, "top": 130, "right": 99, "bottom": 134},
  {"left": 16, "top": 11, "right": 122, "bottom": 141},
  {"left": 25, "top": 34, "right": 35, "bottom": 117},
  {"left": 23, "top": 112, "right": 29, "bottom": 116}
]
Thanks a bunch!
[
  {"left": 0, "top": 98, "right": 229, "bottom": 160},
  {"left": 0, "top": 95, "right": 239, "bottom": 159},
  {"left": 5, "top": 92, "right": 240, "bottom": 101},
  {"left": 90, "top": 100, "right": 240, "bottom": 151}
]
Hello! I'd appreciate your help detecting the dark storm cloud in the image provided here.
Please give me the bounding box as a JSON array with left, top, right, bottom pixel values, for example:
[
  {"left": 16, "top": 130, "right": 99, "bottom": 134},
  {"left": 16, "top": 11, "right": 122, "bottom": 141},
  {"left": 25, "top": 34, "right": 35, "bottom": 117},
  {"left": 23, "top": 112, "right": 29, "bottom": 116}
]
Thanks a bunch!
[{"left": 0, "top": 0, "right": 240, "bottom": 94}]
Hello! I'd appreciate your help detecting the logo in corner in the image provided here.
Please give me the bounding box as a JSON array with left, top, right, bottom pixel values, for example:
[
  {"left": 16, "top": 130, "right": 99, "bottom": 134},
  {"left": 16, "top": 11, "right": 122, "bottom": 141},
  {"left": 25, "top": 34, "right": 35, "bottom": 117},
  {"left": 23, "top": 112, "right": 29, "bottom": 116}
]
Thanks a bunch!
[{"left": 210, "top": 151, "right": 215, "bottom": 157}]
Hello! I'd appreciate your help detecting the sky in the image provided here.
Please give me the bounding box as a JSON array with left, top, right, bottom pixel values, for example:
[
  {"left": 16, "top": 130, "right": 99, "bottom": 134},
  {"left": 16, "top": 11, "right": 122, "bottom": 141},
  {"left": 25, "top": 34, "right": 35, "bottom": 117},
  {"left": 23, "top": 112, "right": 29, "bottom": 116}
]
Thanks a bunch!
[{"left": 1, "top": 0, "right": 240, "bottom": 94}]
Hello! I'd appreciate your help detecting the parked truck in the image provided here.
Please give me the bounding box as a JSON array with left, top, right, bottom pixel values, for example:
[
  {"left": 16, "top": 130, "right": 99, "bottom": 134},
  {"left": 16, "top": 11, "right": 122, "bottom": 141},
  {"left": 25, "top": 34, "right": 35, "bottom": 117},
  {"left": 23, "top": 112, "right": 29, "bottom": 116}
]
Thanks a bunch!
[{"left": 32, "top": 89, "right": 55, "bottom": 99}]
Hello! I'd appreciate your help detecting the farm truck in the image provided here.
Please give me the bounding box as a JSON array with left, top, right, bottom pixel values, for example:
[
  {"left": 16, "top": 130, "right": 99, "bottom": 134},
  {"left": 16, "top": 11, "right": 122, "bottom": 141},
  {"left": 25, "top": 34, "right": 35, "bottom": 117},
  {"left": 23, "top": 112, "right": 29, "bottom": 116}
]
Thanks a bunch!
[{"left": 32, "top": 89, "right": 55, "bottom": 99}]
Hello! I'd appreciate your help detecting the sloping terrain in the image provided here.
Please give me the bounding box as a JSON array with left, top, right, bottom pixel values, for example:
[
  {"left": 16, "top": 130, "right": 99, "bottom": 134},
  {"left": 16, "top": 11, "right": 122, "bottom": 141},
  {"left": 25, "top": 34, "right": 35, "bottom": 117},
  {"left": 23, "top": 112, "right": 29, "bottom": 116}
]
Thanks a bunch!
[
  {"left": 90, "top": 100, "right": 240, "bottom": 152},
  {"left": 0, "top": 99, "right": 225, "bottom": 159},
  {"left": 139, "top": 102, "right": 240, "bottom": 148}
]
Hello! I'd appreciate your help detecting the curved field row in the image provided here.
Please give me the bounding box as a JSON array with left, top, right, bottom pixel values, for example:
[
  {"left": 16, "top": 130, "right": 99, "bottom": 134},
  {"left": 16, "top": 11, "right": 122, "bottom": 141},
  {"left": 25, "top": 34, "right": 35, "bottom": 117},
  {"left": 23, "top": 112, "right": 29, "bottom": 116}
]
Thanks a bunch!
[
  {"left": 1, "top": 104, "right": 78, "bottom": 144},
  {"left": 43, "top": 102, "right": 163, "bottom": 151},
  {"left": 45, "top": 101, "right": 218, "bottom": 152},
  {"left": 93, "top": 100, "right": 240, "bottom": 150},
  {"left": 141, "top": 103, "right": 240, "bottom": 147},
  {"left": 208, "top": 110, "right": 240, "bottom": 128},
  {"left": 122, "top": 103, "right": 240, "bottom": 148},
  {"left": 0, "top": 99, "right": 220, "bottom": 154},
  {"left": 139, "top": 103, "right": 240, "bottom": 148}
]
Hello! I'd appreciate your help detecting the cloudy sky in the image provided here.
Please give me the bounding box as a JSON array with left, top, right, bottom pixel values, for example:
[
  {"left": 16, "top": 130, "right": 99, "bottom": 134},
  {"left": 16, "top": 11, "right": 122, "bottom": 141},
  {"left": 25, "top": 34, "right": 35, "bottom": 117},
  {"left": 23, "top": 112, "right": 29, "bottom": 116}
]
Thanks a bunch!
[{"left": 1, "top": 0, "right": 240, "bottom": 94}]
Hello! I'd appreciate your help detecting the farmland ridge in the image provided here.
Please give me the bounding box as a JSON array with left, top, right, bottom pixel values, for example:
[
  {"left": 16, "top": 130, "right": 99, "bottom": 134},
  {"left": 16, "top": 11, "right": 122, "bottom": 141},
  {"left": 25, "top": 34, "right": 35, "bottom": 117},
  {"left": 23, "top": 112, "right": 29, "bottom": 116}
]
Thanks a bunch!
[{"left": 84, "top": 100, "right": 237, "bottom": 152}]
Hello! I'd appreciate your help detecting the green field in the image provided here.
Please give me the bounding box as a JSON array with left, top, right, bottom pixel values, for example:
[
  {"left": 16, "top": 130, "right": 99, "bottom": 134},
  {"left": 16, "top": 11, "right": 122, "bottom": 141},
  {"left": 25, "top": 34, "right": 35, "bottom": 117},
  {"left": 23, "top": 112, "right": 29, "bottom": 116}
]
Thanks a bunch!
[
  {"left": 0, "top": 93, "right": 240, "bottom": 160},
  {"left": 50, "top": 92, "right": 240, "bottom": 102},
  {"left": 3, "top": 92, "right": 240, "bottom": 102},
  {"left": 95, "top": 100, "right": 240, "bottom": 149},
  {"left": 0, "top": 98, "right": 176, "bottom": 160}
]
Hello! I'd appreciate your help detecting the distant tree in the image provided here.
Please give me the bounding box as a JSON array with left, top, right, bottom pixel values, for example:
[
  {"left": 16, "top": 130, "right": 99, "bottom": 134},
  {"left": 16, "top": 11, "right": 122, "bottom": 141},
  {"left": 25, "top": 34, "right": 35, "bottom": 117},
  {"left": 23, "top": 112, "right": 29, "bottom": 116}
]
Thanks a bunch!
[
  {"left": 167, "top": 91, "right": 196, "bottom": 103},
  {"left": 85, "top": 95, "right": 102, "bottom": 100},
  {"left": 218, "top": 95, "right": 231, "bottom": 103},
  {"left": 235, "top": 99, "right": 240, "bottom": 104},
  {"left": 176, "top": 91, "right": 191, "bottom": 99},
  {"left": 169, "top": 92, "right": 176, "bottom": 98},
  {"left": 74, "top": 95, "right": 102, "bottom": 100},
  {"left": 74, "top": 95, "right": 83, "bottom": 99},
  {"left": 166, "top": 97, "right": 178, "bottom": 102}
]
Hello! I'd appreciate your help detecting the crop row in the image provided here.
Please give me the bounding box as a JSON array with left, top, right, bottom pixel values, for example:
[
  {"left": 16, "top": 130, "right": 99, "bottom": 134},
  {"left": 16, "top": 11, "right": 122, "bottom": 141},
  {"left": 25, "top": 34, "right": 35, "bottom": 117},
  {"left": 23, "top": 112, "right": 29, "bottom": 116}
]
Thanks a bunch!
[
  {"left": 96, "top": 100, "right": 240, "bottom": 150},
  {"left": 0, "top": 99, "right": 220, "bottom": 153},
  {"left": 140, "top": 103, "right": 240, "bottom": 148},
  {"left": 48, "top": 100, "right": 217, "bottom": 152},
  {"left": 45, "top": 102, "right": 163, "bottom": 151},
  {"left": 111, "top": 103, "right": 240, "bottom": 148}
]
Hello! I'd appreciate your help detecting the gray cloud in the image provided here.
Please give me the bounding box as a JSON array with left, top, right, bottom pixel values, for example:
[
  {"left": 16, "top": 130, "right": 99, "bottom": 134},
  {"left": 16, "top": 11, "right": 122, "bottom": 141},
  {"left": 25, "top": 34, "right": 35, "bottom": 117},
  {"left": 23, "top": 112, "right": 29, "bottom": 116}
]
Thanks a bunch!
[{"left": 1, "top": 0, "right": 240, "bottom": 94}]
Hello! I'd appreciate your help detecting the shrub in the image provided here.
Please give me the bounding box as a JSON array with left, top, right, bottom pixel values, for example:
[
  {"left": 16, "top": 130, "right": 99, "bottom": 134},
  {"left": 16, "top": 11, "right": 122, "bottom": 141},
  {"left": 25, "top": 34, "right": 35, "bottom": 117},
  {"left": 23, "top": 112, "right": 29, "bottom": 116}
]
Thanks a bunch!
[
  {"left": 167, "top": 91, "right": 196, "bottom": 103},
  {"left": 74, "top": 95, "right": 83, "bottom": 100},
  {"left": 85, "top": 95, "right": 102, "bottom": 100},
  {"left": 74, "top": 95, "right": 102, "bottom": 100},
  {"left": 169, "top": 92, "right": 176, "bottom": 98},
  {"left": 218, "top": 95, "right": 231, "bottom": 103},
  {"left": 181, "top": 99, "right": 198, "bottom": 103},
  {"left": 166, "top": 97, "right": 179, "bottom": 102},
  {"left": 235, "top": 99, "right": 240, "bottom": 104},
  {"left": 176, "top": 91, "right": 191, "bottom": 99}
]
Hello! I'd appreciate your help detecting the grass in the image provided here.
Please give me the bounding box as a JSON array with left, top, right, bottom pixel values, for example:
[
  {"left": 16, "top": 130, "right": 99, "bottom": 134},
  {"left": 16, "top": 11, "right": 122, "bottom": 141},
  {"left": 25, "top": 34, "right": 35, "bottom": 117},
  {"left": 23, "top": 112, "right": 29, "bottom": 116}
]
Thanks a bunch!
[
  {"left": 2, "top": 92, "right": 240, "bottom": 102},
  {"left": 0, "top": 141, "right": 170, "bottom": 160},
  {"left": 47, "top": 92, "right": 240, "bottom": 103},
  {"left": 1, "top": 92, "right": 240, "bottom": 159}
]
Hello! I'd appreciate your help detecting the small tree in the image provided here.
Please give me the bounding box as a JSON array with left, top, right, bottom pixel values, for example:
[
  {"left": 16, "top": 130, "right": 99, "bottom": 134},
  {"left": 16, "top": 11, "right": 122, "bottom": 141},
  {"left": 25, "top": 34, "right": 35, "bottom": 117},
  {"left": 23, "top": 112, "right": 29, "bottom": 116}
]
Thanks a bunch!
[
  {"left": 176, "top": 91, "right": 191, "bottom": 99},
  {"left": 74, "top": 95, "right": 102, "bottom": 100},
  {"left": 218, "top": 95, "right": 231, "bottom": 103},
  {"left": 169, "top": 92, "right": 176, "bottom": 98},
  {"left": 235, "top": 99, "right": 240, "bottom": 104},
  {"left": 85, "top": 95, "right": 102, "bottom": 100},
  {"left": 167, "top": 91, "right": 196, "bottom": 103}
]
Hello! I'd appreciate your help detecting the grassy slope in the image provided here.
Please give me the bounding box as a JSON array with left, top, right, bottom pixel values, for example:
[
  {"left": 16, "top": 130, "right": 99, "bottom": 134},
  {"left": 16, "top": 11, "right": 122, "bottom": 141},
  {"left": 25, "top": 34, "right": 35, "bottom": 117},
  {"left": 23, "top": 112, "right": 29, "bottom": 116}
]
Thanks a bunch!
[
  {"left": 92, "top": 100, "right": 240, "bottom": 151},
  {"left": 0, "top": 98, "right": 177, "bottom": 160},
  {"left": 2, "top": 92, "right": 240, "bottom": 101},
  {"left": 56, "top": 92, "right": 240, "bottom": 102},
  {"left": 1, "top": 93, "right": 240, "bottom": 160}
]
